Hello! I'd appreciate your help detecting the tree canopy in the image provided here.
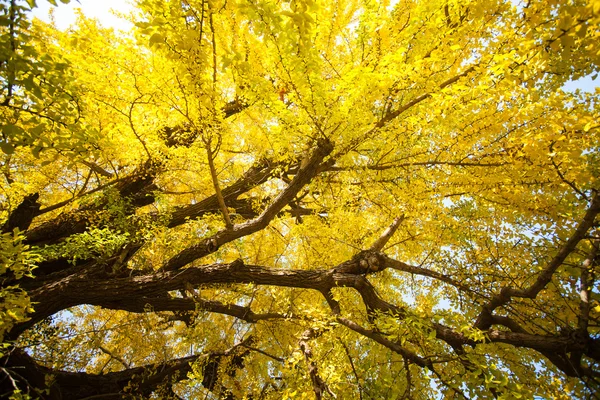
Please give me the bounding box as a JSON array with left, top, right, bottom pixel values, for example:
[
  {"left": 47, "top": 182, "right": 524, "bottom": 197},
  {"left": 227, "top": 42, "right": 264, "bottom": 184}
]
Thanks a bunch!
[{"left": 1, "top": 0, "right": 600, "bottom": 398}]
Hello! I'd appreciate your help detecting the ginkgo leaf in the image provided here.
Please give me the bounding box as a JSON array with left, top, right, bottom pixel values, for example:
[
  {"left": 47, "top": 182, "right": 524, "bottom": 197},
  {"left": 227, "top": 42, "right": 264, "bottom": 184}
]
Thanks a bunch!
[{"left": 1, "top": 0, "right": 600, "bottom": 399}]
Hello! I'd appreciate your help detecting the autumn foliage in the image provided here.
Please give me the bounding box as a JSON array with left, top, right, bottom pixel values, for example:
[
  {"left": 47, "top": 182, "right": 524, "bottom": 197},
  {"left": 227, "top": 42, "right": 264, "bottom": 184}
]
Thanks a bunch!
[{"left": 1, "top": 0, "right": 600, "bottom": 398}]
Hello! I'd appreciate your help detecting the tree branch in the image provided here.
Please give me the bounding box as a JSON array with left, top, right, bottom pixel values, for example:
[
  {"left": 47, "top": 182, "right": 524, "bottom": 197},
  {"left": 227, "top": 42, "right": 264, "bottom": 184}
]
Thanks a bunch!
[
  {"left": 578, "top": 241, "right": 598, "bottom": 333},
  {"left": 339, "top": 339, "right": 363, "bottom": 400},
  {"left": 299, "top": 328, "right": 332, "bottom": 400},
  {"left": 1, "top": 193, "right": 40, "bottom": 233},
  {"left": 205, "top": 136, "right": 233, "bottom": 229},
  {"left": 161, "top": 138, "right": 333, "bottom": 272},
  {"left": 13, "top": 250, "right": 598, "bottom": 379},
  {"left": 475, "top": 192, "right": 600, "bottom": 330},
  {"left": 369, "top": 216, "right": 404, "bottom": 252},
  {"left": 100, "top": 295, "right": 287, "bottom": 324},
  {"left": 337, "top": 318, "right": 432, "bottom": 368},
  {"left": 377, "top": 66, "right": 476, "bottom": 127}
]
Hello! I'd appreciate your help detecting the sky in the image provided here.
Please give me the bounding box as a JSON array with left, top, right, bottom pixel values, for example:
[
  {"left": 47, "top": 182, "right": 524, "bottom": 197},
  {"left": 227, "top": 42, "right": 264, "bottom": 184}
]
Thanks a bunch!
[
  {"left": 30, "top": 0, "right": 599, "bottom": 94},
  {"left": 31, "top": 0, "right": 134, "bottom": 32}
]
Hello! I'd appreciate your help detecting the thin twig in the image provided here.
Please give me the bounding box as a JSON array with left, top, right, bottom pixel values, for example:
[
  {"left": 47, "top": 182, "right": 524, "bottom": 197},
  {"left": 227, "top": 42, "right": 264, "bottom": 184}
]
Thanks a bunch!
[
  {"left": 97, "top": 345, "right": 129, "bottom": 369},
  {"left": 127, "top": 97, "right": 152, "bottom": 160},
  {"left": 551, "top": 158, "right": 588, "bottom": 200},
  {"left": 339, "top": 340, "right": 363, "bottom": 400},
  {"left": 205, "top": 135, "right": 233, "bottom": 229}
]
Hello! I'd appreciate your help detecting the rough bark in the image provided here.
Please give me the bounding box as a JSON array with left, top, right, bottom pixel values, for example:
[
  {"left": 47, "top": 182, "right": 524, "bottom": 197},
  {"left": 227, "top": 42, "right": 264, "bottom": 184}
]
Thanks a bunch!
[
  {"left": 2, "top": 137, "right": 599, "bottom": 398},
  {"left": 2, "top": 193, "right": 40, "bottom": 233}
]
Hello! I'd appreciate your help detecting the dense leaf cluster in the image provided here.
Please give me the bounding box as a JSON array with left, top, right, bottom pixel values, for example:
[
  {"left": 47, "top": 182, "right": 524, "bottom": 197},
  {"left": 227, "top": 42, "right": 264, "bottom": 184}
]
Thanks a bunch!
[{"left": 1, "top": 0, "right": 600, "bottom": 398}]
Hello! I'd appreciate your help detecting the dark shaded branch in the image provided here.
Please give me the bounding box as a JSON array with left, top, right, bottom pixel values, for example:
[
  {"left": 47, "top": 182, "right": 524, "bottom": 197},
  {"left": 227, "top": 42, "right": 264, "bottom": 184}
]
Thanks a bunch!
[
  {"left": 161, "top": 138, "right": 333, "bottom": 272},
  {"left": 486, "top": 330, "right": 587, "bottom": 353},
  {"left": 381, "top": 255, "right": 477, "bottom": 294},
  {"left": 222, "top": 98, "right": 246, "bottom": 118},
  {"left": 25, "top": 102, "right": 245, "bottom": 245},
  {"left": 2, "top": 348, "right": 198, "bottom": 399},
  {"left": 16, "top": 260, "right": 330, "bottom": 336},
  {"left": 24, "top": 159, "right": 280, "bottom": 280},
  {"left": 101, "top": 295, "right": 287, "bottom": 324},
  {"left": 551, "top": 157, "right": 588, "bottom": 200},
  {"left": 2, "top": 193, "right": 40, "bottom": 233},
  {"left": 240, "top": 345, "right": 284, "bottom": 363},
  {"left": 489, "top": 315, "right": 528, "bottom": 333},
  {"left": 337, "top": 318, "right": 432, "bottom": 368},
  {"left": 25, "top": 164, "right": 159, "bottom": 246},
  {"left": 3, "top": 336, "right": 257, "bottom": 399},
  {"left": 13, "top": 255, "right": 597, "bottom": 377},
  {"left": 326, "top": 160, "right": 506, "bottom": 172},
  {"left": 475, "top": 193, "right": 600, "bottom": 330},
  {"left": 36, "top": 177, "right": 122, "bottom": 216},
  {"left": 377, "top": 67, "right": 475, "bottom": 127},
  {"left": 23, "top": 157, "right": 289, "bottom": 284},
  {"left": 165, "top": 157, "right": 283, "bottom": 228},
  {"left": 570, "top": 241, "right": 599, "bottom": 370}
]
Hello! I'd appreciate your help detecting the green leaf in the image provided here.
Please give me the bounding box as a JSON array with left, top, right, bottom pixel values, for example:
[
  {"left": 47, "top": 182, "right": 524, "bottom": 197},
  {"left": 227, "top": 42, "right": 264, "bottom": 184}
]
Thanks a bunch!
[
  {"left": 148, "top": 33, "right": 164, "bottom": 47},
  {"left": 2, "top": 124, "right": 24, "bottom": 138},
  {"left": 31, "top": 145, "right": 43, "bottom": 158},
  {"left": 29, "top": 124, "right": 45, "bottom": 137},
  {"left": 0, "top": 141, "right": 14, "bottom": 155}
]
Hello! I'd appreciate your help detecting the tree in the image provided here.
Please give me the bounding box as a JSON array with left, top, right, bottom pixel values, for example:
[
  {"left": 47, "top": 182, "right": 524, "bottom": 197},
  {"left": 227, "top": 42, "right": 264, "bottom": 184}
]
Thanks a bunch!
[{"left": 1, "top": 0, "right": 600, "bottom": 398}]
